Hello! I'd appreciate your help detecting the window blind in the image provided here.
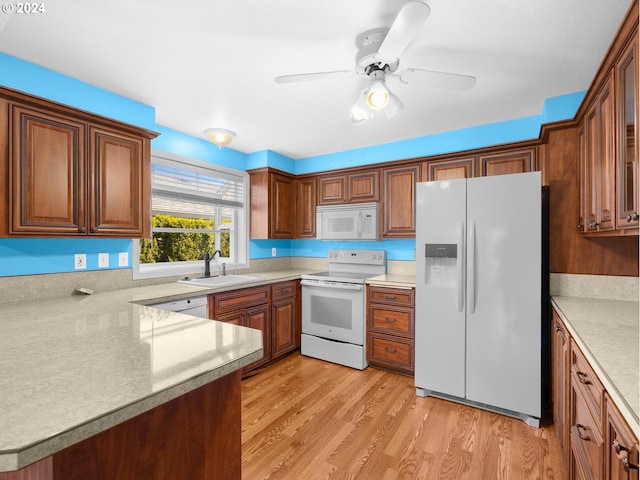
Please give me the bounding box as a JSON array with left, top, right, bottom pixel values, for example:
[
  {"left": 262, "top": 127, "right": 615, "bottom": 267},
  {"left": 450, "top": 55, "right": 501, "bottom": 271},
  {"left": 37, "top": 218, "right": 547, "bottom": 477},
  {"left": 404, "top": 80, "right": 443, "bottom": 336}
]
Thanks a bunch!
[{"left": 150, "top": 158, "right": 245, "bottom": 217}]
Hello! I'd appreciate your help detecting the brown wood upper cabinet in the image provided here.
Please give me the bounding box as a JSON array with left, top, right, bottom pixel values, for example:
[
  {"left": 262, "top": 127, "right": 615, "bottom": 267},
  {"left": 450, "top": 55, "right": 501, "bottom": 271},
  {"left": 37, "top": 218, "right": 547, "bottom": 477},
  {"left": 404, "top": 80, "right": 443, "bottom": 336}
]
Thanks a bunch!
[
  {"left": 317, "top": 170, "right": 379, "bottom": 205},
  {"left": 0, "top": 88, "right": 157, "bottom": 238},
  {"left": 424, "top": 156, "right": 475, "bottom": 181},
  {"left": 249, "top": 168, "right": 296, "bottom": 239},
  {"left": 478, "top": 148, "right": 536, "bottom": 177},
  {"left": 296, "top": 176, "right": 316, "bottom": 238},
  {"left": 381, "top": 163, "right": 419, "bottom": 238},
  {"left": 577, "top": 23, "right": 638, "bottom": 236},
  {"left": 616, "top": 31, "right": 639, "bottom": 231}
]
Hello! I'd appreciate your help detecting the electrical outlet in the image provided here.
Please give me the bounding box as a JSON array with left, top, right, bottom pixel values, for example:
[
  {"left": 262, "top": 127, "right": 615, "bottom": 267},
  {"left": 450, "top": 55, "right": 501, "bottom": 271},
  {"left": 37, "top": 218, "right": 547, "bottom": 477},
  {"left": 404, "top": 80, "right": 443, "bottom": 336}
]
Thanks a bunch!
[
  {"left": 272, "top": 247, "right": 277, "bottom": 257},
  {"left": 98, "top": 253, "right": 109, "bottom": 268},
  {"left": 118, "top": 252, "right": 128, "bottom": 267},
  {"left": 74, "top": 253, "right": 87, "bottom": 270}
]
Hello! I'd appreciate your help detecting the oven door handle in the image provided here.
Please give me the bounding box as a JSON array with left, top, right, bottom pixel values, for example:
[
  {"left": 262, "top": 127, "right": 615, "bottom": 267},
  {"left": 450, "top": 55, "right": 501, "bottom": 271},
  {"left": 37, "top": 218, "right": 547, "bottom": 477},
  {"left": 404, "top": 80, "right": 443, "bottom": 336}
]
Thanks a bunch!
[{"left": 300, "top": 280, "right": 364, "bottom": 291}]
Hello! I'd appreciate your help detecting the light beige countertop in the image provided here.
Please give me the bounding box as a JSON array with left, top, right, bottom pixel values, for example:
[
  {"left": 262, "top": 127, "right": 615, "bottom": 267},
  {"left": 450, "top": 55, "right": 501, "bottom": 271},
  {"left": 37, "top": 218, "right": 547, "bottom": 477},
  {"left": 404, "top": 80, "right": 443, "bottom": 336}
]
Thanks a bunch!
[
  {"left": 551, "top": 296, "right": 639, "bottom": 434},
  {"left": 0, "top": 269, "right": 315, "bottom": 473}
]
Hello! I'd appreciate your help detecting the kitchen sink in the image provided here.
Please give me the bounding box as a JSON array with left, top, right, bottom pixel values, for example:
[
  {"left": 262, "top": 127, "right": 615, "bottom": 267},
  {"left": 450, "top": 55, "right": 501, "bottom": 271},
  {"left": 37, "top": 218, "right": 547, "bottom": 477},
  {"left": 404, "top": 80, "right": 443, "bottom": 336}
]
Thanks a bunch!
[{"left": 177, "top": 275, "right": 260, "bottom": 287}]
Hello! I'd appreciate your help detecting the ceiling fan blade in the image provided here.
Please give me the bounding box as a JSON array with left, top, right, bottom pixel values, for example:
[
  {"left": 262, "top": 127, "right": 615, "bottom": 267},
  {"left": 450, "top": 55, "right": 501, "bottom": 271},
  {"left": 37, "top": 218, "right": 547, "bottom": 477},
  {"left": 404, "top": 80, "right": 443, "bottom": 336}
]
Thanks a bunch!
[
  {"left": 398, "top": 68, "right": 477, "bottom": 90},
  {"left": 377, "top": 1, "right": 431, "bottom": 64},
  {"left": 275, "top": 70, "right": 356, "bottom": 84}
]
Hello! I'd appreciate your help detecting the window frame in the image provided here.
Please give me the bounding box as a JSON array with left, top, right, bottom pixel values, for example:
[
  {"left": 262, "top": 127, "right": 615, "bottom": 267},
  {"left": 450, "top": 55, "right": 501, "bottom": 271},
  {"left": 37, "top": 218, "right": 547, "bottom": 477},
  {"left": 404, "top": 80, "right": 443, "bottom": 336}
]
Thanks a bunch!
[{"left": 132, "top": 150, "right": 249, "bottom": 280}]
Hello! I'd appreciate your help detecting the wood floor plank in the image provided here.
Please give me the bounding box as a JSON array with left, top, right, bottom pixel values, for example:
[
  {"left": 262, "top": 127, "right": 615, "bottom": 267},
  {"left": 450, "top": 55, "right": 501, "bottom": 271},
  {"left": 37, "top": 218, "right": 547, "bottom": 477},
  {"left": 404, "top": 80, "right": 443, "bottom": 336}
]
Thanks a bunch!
[{"left": 241, "top": 353, "right": 568, "bottom": 480}]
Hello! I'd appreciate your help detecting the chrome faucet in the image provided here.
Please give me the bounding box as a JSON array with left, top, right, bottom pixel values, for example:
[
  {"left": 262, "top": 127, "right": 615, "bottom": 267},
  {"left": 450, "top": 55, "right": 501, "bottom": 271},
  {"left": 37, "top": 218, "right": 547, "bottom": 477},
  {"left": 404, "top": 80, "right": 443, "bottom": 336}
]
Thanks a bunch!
[{"left": 204, "top": 250, "right": 222, "bottom": 277}]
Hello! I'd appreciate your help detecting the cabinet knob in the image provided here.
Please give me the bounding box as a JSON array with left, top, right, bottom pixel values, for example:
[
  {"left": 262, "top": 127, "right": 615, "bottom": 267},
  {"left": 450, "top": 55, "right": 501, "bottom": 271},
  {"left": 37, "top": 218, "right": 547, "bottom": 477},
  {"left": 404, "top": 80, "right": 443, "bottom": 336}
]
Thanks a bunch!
[
  {"left": 576, "top": 424, "right": 590, "bottom": 441},
  {"left": 577, "top": 223, "right": 584, "bottom": 230},
  {"left": 78, "top": 227, "right": 86, "bottom": 233},
  {"left": 91, "top": 227, "right": 98, "bottom": 233},
  {"left": 588, "top": 221, "right": 600, "bottom": 228},
  {"left": 576, "top": 371, "right": 592, "bottom": 385},
  {"left": 614, "top": 440, "right": 640, "bottom": 470},
  {"left": 626, "top": 213, "right": 639, "bottom": 222}
]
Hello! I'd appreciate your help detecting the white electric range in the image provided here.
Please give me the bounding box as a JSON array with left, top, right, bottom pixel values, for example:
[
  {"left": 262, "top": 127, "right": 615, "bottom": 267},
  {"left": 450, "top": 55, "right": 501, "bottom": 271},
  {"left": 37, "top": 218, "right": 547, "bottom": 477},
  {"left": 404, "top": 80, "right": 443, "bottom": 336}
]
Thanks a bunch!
[{"left": 300, "top": 249, "right": 386, "bottom": 370}]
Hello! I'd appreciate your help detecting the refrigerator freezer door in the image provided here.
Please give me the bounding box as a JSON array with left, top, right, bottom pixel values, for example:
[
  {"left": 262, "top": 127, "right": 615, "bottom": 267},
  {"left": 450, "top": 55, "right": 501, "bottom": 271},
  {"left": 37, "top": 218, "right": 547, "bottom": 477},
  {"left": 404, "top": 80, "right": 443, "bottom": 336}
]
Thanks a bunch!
[
  {"left": 415, "top": 179, "right": 467, "bottom": 398},
  {"left": 465, "top": 172, "right": 541, "bottom": 417}
]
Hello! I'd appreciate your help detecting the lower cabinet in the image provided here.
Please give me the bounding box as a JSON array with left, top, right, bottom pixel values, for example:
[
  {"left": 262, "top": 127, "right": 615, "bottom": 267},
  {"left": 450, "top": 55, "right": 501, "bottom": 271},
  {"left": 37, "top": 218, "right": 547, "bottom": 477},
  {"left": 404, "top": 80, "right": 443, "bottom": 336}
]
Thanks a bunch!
[
  {"left": 271, "top": 280, "right": 300, "bottom": 358},
  {"left": 605, "top": 394, "right": 640, "bottom": 480},
  {"left": 552, "top": 307, "right": 639, "bottom": 480},
  {"left": 209, "top": 280, "right": 300, "bottom": 376},
  {"left": 366, "top": 285, "right": 415, "bottom": 376}
]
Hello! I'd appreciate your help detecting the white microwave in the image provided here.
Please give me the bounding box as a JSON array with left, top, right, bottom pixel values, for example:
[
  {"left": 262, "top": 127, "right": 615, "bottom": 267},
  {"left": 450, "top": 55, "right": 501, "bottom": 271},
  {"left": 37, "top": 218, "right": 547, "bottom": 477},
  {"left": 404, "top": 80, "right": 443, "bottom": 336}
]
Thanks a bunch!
[{"left": 316, "top": 202, "right": 379, "bottom": 240}]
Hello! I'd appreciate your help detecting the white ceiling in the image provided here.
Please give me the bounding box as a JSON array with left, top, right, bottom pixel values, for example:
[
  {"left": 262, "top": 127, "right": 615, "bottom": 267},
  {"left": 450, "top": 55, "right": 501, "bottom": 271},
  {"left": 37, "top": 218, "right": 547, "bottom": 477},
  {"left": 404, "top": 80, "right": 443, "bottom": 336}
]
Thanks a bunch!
[{"left": 0, "top": 0, "right": 633, "bottom": 159}]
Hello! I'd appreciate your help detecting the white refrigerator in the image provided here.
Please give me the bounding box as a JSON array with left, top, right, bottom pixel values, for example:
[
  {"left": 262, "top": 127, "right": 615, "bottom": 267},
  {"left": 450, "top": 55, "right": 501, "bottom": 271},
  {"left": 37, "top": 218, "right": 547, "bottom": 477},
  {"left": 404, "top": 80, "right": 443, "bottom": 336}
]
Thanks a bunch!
[{"left": 415, "top": 171, "right": 545, "bottom": 427}]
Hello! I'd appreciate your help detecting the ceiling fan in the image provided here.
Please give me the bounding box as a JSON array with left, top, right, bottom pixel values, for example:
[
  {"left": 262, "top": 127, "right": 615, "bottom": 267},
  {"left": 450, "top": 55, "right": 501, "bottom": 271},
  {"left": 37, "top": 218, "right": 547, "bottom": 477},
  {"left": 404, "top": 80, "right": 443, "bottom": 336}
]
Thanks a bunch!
[{"left": 275, "top": 1, "right": 476, "bottom": 123}]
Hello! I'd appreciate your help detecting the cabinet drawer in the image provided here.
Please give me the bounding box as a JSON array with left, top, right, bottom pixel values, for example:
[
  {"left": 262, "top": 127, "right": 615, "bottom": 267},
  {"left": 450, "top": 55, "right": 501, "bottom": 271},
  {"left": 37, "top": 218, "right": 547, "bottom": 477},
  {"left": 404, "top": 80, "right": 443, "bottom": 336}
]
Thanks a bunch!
[
  {"left": 368, "top": 333, "right": 414, "bottom": 374},
  {"left": 271, "top": 280, "right": 297, "bottom": 300},
  {"left": 212, "top": 286, "right": 271, "bottom": 314},
  {"left": 369, "top": 305, "right": 413, "bottom": 336},
  {"left": 571, "top": 378, "right": 604, "bottom": 480},
  {"left": 368, "top": 286, "right": 415, "bottom": 306},
  {"left": 571, "top": 340, "right": 604, "bottom": 424}
]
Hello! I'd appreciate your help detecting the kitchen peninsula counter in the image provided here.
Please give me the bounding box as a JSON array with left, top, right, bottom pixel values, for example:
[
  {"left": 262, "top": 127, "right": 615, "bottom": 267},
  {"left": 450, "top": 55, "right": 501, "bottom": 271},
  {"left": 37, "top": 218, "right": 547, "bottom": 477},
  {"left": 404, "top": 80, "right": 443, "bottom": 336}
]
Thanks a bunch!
[
  {"left": 551, "top": 295, "right": 639, "bottom": 434},
  {"left": 0, "top": 281, "right": 268, "bottom": 476}
]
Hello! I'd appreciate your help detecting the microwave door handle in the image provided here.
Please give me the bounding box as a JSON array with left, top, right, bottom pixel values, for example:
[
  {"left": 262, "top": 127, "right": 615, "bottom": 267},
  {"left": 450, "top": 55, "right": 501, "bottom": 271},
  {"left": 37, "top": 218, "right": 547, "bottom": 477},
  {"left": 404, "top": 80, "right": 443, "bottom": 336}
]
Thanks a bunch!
[{"left": 358, "top": 211, "right": 362, "bottom": 236}]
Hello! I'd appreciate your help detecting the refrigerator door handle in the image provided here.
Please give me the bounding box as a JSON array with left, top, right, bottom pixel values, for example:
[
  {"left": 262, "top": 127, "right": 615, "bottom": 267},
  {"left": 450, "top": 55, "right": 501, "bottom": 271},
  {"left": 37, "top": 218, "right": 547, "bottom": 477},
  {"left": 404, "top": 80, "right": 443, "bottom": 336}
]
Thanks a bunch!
[
  {"left": 456, "top": 220, "right": 465, "bottom": 312},
  {"left": 468, "top": 221, "right": 476, "bottom": 314}
]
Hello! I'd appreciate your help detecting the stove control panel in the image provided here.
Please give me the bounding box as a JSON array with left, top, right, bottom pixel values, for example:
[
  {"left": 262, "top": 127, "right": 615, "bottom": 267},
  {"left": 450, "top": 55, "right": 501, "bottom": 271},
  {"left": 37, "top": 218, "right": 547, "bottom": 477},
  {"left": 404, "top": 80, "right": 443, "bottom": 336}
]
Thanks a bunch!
[{"left": 327, "top": 249, "right": 386, "bottom": 266}]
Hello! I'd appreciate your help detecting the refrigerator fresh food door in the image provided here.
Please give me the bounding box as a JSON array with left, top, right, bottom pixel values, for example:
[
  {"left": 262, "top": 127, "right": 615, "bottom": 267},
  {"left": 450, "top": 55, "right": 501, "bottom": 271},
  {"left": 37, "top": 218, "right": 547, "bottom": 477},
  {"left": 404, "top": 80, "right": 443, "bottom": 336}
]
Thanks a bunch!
[
  {"left": 465, "top": 171, "right": 541, "bottom": 417},
  {"left": 415, "top": 179, "right": 467, "bottom": 398}
]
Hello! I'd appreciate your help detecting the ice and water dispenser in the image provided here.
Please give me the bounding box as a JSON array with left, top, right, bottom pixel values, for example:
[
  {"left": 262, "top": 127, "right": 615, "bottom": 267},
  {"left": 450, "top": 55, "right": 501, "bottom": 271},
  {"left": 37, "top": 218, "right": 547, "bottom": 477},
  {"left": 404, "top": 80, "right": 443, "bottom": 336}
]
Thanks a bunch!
[{"left": 424, "top": 244, "right": 458, "bottom": 287}]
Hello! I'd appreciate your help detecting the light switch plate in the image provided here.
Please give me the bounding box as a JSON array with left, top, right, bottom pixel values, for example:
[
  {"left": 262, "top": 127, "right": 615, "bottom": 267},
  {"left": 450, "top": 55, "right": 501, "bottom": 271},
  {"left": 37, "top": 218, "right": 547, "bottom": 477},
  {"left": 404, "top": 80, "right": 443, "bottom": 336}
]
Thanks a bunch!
[
  {"left": 98, "top": 253, "right": 109, "bottom": 268},
  {"left": 74, "top": 253, "right": 87, "bottom": 270},
  {"left": 118, "top": 252, "right": 128, "bottom": 267}
]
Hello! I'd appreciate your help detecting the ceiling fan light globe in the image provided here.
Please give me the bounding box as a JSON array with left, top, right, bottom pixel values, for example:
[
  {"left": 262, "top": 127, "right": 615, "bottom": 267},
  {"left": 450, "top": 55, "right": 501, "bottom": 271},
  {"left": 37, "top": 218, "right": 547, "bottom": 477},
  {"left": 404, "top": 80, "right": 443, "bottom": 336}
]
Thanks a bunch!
[{"left": 366, "top": 82, "right": 389, "bottom": 110}]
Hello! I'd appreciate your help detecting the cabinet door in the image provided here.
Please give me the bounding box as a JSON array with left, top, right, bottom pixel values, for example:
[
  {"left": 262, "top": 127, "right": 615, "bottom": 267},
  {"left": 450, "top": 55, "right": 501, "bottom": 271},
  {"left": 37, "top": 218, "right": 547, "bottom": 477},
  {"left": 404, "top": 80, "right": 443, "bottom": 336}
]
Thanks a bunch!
[
  {"left": 381, "top": 164, "right": 419, "bottom": 238},
  {"left": 585, "top": 76, "right": 616, "bottom": 233},
  {"left": 269, "top": 173, "right": 295, "bottom": 238},
  {"left": 605, "top": 394, "right": 640, "bottom": 480},
  {"left": 578, "top": 123, "right": 587, "bottom": 232},
  {"left": 89, "top": 126, "right": 149, "bottom": 237},
  {"left": 296, "top": 177, "right": 316, "bottom": 238},
  {"left": 616, "top": 34, "right": 639, "bottom": 230},
  {"left": 244, "top": 304, "right": 271, "bottom": 371},
  {"left": 552, "top": 310, "right": 571, "bottom": 460},
  {"left": 425, "top": 157, "right": 476, "bottom": 181},
  {"left": 317, "top": 174, "right": 346, "bottom": 205},
  {"left": 347, "top": 171, "right": 379, "bottom": 203},
  {"left": 478, "top": 148, "right": 535, "bottom": 176},
  {"left": 10, "top": 105, "right": 86, "bottom": 235},
  {"left": 271, "top": 297, "right": 297, "bottom": 358}
]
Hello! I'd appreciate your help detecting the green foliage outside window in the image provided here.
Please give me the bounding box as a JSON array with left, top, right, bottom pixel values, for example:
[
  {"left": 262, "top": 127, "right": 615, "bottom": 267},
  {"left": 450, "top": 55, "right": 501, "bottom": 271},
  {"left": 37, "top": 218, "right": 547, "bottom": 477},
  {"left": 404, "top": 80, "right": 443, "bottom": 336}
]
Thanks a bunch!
[{"left": 140, "top": 215, "right": 229, "bottom": 264}]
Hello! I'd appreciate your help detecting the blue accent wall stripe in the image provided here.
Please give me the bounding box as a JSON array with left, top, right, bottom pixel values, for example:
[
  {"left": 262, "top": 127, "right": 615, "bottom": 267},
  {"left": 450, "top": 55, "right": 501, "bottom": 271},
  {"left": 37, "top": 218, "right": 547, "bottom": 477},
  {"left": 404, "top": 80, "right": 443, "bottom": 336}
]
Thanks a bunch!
[{"left": 0, "top": 53, "right": 583, "bottom": 277}]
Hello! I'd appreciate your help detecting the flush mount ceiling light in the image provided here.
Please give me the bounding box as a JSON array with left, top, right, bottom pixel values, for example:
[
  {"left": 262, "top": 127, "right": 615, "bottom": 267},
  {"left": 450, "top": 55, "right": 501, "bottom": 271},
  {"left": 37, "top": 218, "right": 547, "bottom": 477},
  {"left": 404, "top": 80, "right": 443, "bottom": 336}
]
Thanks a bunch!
[{"left": 204, "top": 128, "right": 236, "bottom": 149}]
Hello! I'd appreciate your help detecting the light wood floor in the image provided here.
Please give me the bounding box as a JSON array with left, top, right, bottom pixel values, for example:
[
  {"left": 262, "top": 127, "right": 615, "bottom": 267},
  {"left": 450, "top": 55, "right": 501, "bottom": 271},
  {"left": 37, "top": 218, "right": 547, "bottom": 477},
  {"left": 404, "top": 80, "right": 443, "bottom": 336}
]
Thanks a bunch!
[{"left": 241, "top": 352, "right": 567, "bottom": 480}]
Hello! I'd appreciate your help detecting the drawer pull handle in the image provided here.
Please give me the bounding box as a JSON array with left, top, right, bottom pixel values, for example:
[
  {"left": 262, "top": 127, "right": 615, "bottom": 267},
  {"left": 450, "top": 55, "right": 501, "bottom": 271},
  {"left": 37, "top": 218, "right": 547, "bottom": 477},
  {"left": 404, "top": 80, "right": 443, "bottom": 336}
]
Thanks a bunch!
[
  {"left": 384, "top": 295, "right": 397, "bottom": 300},
  {"left": 384, "top": 347, "right": 397, "bottom": 353},
  {"left": 614, "top": 440, "right": 640, "bottom": 470},
  {"left": 577, "top": 371, "right": 591, "bottom": 385},
  {"left": 576, "top": 424, "right": 590, "bottom": 441},
  {"left": 384, "top": 317, "right": 397, "bottom": 323}
]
